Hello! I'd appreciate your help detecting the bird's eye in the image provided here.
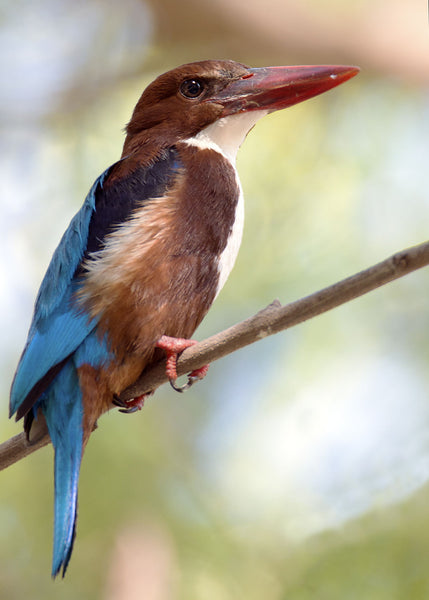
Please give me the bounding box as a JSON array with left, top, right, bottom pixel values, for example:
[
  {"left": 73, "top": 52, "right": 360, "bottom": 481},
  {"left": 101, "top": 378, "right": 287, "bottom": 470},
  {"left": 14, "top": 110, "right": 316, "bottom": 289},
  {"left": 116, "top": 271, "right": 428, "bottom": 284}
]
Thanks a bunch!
[{"left": 180, "top": 79, "right": 204, "bottom": 99}]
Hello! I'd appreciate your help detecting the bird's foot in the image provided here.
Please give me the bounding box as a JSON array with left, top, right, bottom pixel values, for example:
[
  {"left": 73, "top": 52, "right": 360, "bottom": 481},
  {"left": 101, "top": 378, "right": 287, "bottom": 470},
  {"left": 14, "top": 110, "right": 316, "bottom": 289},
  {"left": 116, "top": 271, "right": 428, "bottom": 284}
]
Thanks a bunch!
[
  {"left": 156, "top": 335, "right": 209, "bottom": 393},
  {"left": 112, "top": 393, "right": 147, "bottom": 414}
]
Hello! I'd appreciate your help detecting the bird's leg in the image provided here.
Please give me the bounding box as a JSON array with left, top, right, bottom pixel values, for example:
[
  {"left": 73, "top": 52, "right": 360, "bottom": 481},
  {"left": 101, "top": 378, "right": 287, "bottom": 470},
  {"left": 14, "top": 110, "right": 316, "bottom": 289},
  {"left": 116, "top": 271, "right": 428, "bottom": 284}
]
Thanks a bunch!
[
  {"left": 112, "top": 335, "right": 209, "bottom": 412},
  {"left": 112, "top": 393, "right": 148, "bottom": 414},
  {"left": 156, "top": 335, "right": 209, "bottom": 393}
]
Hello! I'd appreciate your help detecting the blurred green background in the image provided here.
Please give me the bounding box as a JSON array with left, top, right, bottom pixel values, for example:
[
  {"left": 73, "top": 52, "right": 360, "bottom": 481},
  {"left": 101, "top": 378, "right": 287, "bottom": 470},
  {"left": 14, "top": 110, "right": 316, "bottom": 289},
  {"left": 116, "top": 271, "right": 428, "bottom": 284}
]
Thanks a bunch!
[{"left": 1, "top": 0, "right": 429, "bottom": 597}]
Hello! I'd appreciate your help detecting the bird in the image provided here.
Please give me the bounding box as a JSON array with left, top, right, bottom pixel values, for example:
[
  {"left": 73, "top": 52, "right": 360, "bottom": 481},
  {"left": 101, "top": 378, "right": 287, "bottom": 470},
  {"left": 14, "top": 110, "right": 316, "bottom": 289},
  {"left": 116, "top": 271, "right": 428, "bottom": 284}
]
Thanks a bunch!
[{"left": 9, "top": 59, "right": 359, "bottom": 577}]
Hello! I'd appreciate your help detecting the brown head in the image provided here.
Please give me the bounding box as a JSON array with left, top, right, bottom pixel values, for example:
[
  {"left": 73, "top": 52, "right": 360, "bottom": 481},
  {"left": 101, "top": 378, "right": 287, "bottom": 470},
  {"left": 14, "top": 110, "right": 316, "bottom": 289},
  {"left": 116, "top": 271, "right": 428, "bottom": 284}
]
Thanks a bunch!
[{"left": 122, "top": 59, "right": 359, "bottom": 158}]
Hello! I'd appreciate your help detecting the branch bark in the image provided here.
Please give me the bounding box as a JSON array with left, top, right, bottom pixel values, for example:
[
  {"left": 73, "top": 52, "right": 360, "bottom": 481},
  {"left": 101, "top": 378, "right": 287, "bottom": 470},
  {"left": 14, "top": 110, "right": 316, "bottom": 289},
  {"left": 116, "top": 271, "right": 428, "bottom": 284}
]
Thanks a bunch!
[{"left": 2, "top": 239, "right": 429, "bottom": 472}]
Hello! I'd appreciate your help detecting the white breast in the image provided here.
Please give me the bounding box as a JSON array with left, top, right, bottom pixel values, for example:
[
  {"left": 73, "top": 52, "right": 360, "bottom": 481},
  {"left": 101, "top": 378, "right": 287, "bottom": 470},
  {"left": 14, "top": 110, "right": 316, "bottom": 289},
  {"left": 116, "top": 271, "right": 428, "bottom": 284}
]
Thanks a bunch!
[
  {"left": 215, "top": 173, "right": 244, "bottom": 298},
  {"left": 185, "top": 110, "right": 268, "bottom": 298}
]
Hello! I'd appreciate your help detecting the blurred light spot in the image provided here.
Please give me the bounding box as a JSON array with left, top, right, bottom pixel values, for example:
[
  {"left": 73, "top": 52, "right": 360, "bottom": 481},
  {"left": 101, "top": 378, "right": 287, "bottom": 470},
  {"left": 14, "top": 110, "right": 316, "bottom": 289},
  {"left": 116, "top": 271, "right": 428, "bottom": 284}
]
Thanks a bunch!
[{"left": 0, "top": 0, "right": 153, "bottom": 120}]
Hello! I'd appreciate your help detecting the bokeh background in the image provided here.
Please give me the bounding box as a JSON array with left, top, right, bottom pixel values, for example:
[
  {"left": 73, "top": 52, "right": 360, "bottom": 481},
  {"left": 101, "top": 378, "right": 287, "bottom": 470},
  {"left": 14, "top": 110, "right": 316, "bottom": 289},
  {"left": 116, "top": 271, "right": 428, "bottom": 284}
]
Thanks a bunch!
[{"left": 1, "top": 0, "right": 429, "bottom": 598}]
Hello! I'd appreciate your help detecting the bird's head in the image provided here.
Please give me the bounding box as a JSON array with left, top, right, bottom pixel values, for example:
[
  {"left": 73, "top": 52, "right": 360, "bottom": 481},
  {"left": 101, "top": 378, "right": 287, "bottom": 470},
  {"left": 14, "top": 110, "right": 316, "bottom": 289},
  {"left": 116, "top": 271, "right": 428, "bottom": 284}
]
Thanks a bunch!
[{"left": 123, "top": 59, "right": 359, "bottom": 160}]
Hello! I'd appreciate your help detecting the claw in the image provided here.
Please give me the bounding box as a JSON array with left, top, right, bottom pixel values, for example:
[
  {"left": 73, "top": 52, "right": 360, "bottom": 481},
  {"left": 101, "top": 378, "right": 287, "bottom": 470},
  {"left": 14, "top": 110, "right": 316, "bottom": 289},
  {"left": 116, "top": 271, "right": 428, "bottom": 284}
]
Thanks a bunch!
[
  {"left": 112, "top": 394, "right": 127, "bottom": 408},
  {"left": 169, "top": 375, "right": 198, "bottom": 393},
  {"left": 119, "top": 405, "right": 140, "bottom": 414},
  {"left": 112, "top": 393, "right": 146, "bottom": 414}
]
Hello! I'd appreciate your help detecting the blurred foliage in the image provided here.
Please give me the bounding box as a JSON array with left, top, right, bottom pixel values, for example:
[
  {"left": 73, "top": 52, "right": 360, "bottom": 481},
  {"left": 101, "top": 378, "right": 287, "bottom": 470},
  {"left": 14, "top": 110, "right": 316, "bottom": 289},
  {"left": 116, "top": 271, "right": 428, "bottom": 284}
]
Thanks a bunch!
[{"left": 1, "top": 0, "right": 429, "bottom": 598}]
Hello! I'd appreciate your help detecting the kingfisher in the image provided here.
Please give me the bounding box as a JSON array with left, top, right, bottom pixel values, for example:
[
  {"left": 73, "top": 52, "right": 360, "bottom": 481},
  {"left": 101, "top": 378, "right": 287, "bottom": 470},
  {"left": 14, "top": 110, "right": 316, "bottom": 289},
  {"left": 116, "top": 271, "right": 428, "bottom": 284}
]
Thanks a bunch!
[{"left": 9, "top": 59, "right": 358, "bottom": 577}]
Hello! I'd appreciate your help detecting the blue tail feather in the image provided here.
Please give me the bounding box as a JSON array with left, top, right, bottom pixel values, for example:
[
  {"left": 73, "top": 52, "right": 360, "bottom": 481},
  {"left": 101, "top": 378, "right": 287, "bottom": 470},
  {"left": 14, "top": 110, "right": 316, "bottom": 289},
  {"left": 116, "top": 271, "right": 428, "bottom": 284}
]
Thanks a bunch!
[{"left": 41, "top": 361, "right": 84, "bottom": 578}]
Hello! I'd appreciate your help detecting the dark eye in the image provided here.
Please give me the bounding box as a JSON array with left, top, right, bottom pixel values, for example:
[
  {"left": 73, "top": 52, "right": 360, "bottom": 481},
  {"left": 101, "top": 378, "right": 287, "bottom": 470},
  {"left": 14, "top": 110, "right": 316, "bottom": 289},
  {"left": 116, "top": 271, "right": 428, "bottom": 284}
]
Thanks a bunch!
[{"left": 180, "top": 79, "right": 204, "bottom": 99}]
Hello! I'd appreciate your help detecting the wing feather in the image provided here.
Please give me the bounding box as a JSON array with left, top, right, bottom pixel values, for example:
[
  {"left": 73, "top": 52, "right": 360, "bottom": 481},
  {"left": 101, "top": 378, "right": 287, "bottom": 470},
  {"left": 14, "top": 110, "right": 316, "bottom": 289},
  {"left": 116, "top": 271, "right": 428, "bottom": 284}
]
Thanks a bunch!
[
  {"left": 9, "top": 171, "right": 108, "bottom": 417},
  {"left": 10, "top": 149, "right": 181, "bottom": 418}
]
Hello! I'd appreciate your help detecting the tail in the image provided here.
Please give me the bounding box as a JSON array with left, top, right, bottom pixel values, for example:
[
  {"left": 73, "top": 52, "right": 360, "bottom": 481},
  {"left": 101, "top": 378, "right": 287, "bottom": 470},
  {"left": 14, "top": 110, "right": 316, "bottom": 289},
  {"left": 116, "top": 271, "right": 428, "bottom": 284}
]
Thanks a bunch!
[{"left": 41, "top": 361, "right": 84, "bottom": 578}]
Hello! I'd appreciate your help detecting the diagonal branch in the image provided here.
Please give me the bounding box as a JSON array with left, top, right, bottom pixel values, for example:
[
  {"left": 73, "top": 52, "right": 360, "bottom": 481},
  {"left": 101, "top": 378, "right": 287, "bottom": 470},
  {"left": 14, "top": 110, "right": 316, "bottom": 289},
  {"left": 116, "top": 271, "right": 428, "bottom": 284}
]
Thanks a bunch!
[{"left": 1, "top": 239, "right": 429, "bottom": 471}]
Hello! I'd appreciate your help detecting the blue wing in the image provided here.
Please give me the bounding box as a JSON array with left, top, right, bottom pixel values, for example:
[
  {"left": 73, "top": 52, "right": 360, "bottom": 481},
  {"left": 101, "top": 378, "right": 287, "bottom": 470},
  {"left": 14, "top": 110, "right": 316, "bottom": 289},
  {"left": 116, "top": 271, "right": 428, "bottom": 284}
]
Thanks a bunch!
[
  {"left": 9, "top": 169, "right": 110, "bottom": 419},
  {"left": 9, "top": 147, "right": 183, "bottom": 577},
  {"left": 10, "top": 148, "right": 181, "bottom": 420}
]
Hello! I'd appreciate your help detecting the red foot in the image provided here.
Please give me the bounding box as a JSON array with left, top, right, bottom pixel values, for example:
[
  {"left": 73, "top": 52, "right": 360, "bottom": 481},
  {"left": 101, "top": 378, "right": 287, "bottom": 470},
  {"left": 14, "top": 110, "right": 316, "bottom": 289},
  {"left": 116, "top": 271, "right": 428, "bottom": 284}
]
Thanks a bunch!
[
  {"left": 156, "top": 335, "right": 209, "bottom": 392},
  {"left": 113, "top": 393, "right": 147, "bottom": 414}
]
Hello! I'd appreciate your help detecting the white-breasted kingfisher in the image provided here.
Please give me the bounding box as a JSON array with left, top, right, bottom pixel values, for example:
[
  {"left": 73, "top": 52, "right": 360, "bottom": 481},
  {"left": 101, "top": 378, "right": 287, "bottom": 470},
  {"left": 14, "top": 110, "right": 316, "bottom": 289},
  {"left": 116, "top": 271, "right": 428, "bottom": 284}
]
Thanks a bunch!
[{"left": 9, "top": 59, "right": 359, "bottom": 577}]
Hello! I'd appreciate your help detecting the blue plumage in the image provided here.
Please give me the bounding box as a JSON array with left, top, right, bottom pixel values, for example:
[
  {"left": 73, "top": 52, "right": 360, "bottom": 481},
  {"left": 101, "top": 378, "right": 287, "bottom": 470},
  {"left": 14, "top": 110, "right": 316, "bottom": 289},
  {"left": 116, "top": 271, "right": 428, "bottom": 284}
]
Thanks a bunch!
[
  {"left": 43, "top": 332, "right": 113, "bottom": 577},
  {"left": 10, "top": 171, "right": 109, "bottom": 418},
  {"left": 11, "top": 149, "right": 181, "bottom": 417},
  {"left": 9, "top": 171, "right": 110, "bottom": 576},
  {"left": 41, "top": 361, "right": 84, "bottom": 578},
  {"left": 9, "top": 151, "right": 180, "bottom": 576}
]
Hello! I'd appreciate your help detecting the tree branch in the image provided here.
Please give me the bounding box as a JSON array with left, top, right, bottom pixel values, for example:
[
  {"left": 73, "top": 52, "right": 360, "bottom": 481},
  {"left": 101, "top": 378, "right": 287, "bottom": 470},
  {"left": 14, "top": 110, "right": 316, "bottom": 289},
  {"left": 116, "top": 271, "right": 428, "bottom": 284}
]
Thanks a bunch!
[
  {"left": 0, "top": 416, "right": 50, "bottom": 471},
  {"left": 2, "top": 239, "right": 429, "bottom": 471}
]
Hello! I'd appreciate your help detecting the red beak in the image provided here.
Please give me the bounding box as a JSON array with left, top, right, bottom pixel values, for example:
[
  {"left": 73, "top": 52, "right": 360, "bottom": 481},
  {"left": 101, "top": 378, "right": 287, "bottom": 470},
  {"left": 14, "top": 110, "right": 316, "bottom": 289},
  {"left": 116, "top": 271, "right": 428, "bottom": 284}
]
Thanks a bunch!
[{"left": 212, "top": 65, "right": 359, "bottom": 116}]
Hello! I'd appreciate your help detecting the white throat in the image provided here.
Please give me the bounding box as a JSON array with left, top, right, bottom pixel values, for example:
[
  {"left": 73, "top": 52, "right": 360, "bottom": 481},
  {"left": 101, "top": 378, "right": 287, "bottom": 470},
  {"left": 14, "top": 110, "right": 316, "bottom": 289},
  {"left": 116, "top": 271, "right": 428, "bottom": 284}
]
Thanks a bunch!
[{"left": 185, "top": 110, "right": 268, "bottom": 164}]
